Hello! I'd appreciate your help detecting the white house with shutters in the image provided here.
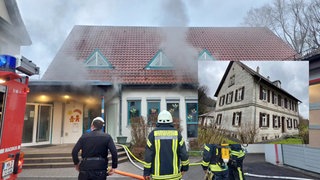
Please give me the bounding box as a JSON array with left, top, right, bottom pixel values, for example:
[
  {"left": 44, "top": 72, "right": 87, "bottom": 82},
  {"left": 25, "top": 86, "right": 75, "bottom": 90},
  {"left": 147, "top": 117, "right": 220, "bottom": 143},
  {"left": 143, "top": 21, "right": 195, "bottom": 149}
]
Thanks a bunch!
[{"left": 214, "top": 61, "right": 300, "bottom": 143}]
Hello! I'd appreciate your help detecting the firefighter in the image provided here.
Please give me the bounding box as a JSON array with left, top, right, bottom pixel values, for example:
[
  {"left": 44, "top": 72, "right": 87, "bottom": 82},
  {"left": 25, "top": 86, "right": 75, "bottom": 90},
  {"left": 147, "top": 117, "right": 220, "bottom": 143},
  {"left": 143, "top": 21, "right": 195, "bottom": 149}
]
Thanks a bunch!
[
  {"left": 202, "top": 144, "right": 228, "bottom": 180},
  {"left": 143, "top": 110, "right": 189, "bottom": 180},
  {"left": 228, "top": 144, "right": 246, "bottom": 180},
  {"left": 72, "top": 117, "right": 118, "bottom": 180}
]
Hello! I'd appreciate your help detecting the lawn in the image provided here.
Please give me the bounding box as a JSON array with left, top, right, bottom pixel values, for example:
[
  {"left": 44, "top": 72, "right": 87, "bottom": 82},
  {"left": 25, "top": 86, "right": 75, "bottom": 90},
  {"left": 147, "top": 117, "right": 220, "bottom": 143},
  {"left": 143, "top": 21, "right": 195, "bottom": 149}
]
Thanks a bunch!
[{"left": 268, "top": 137, "right": 303, "bottom": 144}]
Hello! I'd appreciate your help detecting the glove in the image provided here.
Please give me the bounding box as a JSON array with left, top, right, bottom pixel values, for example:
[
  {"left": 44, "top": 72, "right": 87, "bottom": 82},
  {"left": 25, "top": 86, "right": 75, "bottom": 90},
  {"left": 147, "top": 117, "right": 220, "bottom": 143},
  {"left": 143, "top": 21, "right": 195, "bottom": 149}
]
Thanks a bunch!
[{"left": 204, "top": 171, "right": 214, "bottom": 180}]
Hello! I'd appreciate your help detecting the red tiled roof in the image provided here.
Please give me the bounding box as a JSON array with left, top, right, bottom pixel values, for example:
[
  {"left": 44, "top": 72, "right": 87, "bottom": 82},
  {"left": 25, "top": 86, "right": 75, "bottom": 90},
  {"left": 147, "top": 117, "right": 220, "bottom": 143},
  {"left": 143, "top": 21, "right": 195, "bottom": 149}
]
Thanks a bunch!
[{"left": 43, "top": 26, "right": 297, "bottom": 84}]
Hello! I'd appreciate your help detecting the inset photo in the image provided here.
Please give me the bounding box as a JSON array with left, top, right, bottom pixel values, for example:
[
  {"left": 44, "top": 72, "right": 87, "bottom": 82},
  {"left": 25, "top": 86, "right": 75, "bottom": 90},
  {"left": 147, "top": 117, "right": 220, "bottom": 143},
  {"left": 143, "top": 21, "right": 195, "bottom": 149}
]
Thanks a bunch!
[{"left": 198, "top": 61, "right": 309, "bottom": 144}]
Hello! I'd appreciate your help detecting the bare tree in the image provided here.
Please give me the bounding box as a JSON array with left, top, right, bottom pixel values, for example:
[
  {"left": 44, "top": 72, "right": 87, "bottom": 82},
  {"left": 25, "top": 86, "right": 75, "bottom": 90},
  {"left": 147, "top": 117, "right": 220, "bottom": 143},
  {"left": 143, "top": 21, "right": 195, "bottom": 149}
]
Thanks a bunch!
[
  {"left": 237, "top": 122, "right": 259, "bottom": 143},
  {"left": 197, "top": 118, "right": 229, "bottom": 146},
  {"left": 306, "top": 0, "right": 320, "bottom": 49},
  {"left": 243, "top": 0, "right": 320, "bottom": 55}
]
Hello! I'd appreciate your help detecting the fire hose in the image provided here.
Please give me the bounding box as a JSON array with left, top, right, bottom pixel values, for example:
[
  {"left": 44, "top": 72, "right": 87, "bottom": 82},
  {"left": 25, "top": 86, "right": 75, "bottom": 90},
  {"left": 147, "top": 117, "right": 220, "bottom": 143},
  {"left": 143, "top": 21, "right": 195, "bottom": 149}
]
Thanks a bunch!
[{"left": 114, "top": 144, "right": 316, "bottom": 180}]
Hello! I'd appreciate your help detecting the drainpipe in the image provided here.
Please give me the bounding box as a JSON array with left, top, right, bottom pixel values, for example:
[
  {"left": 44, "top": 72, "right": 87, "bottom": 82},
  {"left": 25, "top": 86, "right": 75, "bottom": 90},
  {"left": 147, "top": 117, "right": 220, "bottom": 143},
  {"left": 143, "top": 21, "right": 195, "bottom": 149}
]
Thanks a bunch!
[
  {"left": 118, "top": 84, "right": 122, "bottom": 136},
  {"left": 101, "top": 96, "right": 105, "bottom": 119},
  {"left": 101, "top": 96, "right": 105, "bottom": 133},
  {"left": 254, "top": 77, "right": 262, "bottom": 131},
  {"left": 274, "top": 144, "right": 279, "bottom": 165},
  {"left": 61, "top": 103, "right": 65, "bottom": 144}
]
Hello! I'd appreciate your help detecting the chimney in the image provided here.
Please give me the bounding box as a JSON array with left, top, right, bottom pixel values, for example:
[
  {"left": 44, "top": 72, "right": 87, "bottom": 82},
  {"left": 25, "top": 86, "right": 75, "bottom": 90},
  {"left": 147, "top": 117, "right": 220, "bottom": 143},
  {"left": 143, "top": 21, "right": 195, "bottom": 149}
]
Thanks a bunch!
[{"left": 256, "top": 66, "right": 260, "bottom": 74}]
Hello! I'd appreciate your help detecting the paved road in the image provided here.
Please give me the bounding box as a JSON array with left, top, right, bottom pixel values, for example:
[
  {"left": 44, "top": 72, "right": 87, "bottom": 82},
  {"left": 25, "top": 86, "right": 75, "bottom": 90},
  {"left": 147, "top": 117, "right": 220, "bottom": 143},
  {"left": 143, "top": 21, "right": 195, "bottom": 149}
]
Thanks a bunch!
[{"left": 18, "top": 154, "right": 320, "bottom": 180}]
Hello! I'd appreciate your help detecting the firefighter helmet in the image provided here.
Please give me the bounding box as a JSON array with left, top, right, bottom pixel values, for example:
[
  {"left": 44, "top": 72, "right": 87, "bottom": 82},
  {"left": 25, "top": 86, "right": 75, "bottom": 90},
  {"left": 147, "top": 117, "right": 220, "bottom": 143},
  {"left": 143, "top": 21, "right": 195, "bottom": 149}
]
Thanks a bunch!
[{"left": 157, "top": 110, "right": 173, "bottom": 124}]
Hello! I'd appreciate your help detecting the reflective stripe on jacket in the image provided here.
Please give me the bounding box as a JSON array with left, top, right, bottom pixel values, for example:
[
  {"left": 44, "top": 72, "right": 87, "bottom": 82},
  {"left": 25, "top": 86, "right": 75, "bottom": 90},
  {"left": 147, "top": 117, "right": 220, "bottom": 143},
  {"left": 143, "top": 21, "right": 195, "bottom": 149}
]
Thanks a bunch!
[
  {"left": 143, "top": 124, "right": 189, "bottom": 179},
  {"left": 202, "top": 144, "right": 228, "bottom": 172}
]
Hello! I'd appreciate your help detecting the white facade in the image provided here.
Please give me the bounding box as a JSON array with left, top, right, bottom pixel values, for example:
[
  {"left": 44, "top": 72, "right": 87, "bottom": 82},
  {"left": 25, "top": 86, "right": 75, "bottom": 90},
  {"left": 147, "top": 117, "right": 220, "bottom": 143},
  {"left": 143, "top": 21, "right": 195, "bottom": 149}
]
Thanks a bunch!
[
  {"left": 23, "top": 86, "right": 197, "bottom": 146},
  {"left": 120, "top": 88, "right": 197, "bottom": 141}
]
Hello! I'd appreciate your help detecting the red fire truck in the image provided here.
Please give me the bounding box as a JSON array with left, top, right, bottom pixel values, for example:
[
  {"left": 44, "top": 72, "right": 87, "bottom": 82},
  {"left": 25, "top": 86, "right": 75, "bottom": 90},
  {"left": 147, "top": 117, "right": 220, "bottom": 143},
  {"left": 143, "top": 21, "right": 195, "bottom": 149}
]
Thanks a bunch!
[{"left": 0, "top": 55, "right": 38, "bottom": 179}]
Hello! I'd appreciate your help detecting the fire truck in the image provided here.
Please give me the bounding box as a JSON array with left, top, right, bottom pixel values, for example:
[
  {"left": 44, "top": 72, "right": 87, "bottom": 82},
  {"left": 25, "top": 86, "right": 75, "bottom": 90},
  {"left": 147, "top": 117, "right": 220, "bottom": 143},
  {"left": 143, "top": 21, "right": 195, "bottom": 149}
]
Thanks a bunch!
[{"left": 0, "top": 55, "right": 38, "bottom": 179}]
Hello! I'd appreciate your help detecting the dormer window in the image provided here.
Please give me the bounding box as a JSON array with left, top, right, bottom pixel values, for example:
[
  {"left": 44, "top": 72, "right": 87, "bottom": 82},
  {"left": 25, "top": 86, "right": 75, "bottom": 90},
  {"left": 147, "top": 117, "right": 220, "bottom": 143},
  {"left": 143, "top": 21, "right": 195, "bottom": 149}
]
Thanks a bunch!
[
  {"left": 145, "top": 50, "right": 174, "bottom": 69},
  {"left": 198, "top": 49, "right": 216, "bottom": 61},
  {"left": 85, "top": 49, "right": 113, "bottom": 69}
]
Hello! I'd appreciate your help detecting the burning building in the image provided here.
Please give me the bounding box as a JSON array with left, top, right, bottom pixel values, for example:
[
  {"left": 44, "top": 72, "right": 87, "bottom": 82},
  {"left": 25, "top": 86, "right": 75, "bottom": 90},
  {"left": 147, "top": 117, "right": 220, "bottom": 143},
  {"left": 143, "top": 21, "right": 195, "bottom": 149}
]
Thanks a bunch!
[{"left": 25, "top": 26, "right": 297, "bottom": 145}]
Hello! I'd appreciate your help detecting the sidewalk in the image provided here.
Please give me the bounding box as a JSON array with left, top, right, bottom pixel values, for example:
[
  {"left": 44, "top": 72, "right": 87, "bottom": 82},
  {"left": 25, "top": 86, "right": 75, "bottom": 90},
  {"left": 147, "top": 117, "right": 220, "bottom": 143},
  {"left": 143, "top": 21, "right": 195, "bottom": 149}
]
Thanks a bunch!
[
  {"left": 243, "top": 153, "right": 320, "bottom": 180},
  {"left": 18, "top": 154, "right": 320, "bottom": 180}
]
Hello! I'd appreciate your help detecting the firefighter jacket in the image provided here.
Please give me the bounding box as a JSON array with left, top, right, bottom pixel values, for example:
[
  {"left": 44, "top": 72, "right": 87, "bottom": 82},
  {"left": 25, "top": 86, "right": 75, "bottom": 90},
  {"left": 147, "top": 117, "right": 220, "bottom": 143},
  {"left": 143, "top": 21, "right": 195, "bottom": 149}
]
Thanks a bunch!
[
  {"left": 202, "top": 144, "right": 228, "bottom": 172},
  {"left": 143, "top": 124, "right": 189, "bottom": 180},
  {"left": 229, "top": 144, "right": 246, "bottom": 167}
]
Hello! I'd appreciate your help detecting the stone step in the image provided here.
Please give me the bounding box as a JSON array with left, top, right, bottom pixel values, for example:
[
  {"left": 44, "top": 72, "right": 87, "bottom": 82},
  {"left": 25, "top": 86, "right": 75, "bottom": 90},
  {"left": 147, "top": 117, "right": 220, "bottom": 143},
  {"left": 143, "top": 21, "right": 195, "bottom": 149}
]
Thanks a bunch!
[
  {"left": 23, "top": 156, "right": 128, "bottom": 169},
  {"left": 24, "top": 151, "right": 127, "bottom": 163},
  {"left": 22, "top": 146, "right": 128, "bottom": 169}
]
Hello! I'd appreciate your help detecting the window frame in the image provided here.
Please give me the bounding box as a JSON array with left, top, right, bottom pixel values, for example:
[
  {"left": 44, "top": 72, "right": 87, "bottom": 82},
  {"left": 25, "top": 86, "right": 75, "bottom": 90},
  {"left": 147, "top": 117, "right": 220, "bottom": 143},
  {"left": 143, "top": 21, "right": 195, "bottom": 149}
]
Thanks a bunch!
[
  {"left": 127, "top": 100, "right": 141, "bottom": 125},
  {"left": 219, "top": 95, "right": 225, "bottom": 106},
  {"left": 259, "top": 113, "right": 270, "bottom": 128},
  {"left": 273, "top": 115, "right": 280, "bottom": 128},
  {"left": 147, "top": 100, "right": 160, "bottom": 126},
  {"left": 293, "top": 119, "right": 298, "bottom": 129},
  {"left": 232, "top": 112, "right": 241, "bottom": 127},
  {"left": 216, "top": 114, "right": 222, "bottom": 125},
  {"left": 235, "top": 86, "right": 245, "bottom": 102},
  {"left": 287, "top": 118, "right": 293, "bottom": 129},
  {"left": 260, "top": 85, "right": 267, "bottom": 101},
  {"left": 226, "top": 91, "right": 233, "bottom": 104},
  {"left": 166, "top": 99, "right": 180, "bottom": 119}
]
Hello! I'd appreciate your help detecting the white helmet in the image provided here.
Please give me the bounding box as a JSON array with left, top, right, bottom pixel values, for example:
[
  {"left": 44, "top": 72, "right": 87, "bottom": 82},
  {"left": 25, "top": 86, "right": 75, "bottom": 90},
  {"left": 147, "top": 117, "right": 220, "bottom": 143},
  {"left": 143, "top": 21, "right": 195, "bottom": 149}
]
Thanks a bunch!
[
  {"left": 157, "top": 110, "right": 173, "bottom": 124},
  {"left": 92, "top": 117, "right": 105, "bottom": 125}
]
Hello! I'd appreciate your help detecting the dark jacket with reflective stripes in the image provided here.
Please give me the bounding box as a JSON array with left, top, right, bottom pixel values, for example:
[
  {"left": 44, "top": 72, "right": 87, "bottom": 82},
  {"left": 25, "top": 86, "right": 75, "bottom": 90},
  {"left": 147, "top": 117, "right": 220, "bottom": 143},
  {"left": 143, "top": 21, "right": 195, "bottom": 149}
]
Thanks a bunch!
[
  {"left": 202, "top": 144, "right": 228, "bottom": 172},
  {"left": 143, "top": 124, "right": 189, "bottom": 179}
]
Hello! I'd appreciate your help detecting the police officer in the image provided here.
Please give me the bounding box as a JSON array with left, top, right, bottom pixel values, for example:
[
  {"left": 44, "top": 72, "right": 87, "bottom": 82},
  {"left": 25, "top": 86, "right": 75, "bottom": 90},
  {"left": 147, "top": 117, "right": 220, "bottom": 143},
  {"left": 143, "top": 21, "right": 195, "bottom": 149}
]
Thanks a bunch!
[
  {"left": 143, "top": 110, "right": 189, "bottom": 180},
  {"left": 72, "top": 117, "right": 118, "bottom": 180},
  {"left": 228, "top": 144, "right": 246, "bottom": 180},
  {"left": 202, "top": 144, "right": 228, "bottom": 180}
]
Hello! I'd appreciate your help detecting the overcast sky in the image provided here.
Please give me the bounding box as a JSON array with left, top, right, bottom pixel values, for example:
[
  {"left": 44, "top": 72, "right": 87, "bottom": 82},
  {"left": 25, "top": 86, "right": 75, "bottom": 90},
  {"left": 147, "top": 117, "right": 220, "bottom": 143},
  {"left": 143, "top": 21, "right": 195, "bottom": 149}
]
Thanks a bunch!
[
  {"left": 198, "top": 61, "right": 309, "bottom": 119},
  {"left": 16, "top": 0, "right": 270, "bottom": 78}
]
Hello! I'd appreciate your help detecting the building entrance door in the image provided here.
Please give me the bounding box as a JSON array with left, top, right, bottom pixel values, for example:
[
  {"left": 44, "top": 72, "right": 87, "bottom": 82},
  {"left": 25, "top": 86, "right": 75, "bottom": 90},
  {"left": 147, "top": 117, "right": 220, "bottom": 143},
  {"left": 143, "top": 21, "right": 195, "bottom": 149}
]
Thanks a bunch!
[{"left": 22, "top": 104, "right": 52, "bottom": 146}]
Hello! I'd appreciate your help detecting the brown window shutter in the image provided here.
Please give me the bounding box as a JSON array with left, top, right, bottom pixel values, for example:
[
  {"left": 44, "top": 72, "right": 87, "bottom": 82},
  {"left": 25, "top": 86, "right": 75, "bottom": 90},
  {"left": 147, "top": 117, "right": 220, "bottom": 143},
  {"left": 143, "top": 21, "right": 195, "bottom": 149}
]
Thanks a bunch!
[
  {"left": 241, "top": 87, "right": 244, "bottom": 100},
  {"left": 267, "top": 90, "right": 270, "bottom": 102},
  {"left": 222, "top": 95, "right": 225, "bottom": 106},
  {"left": 239, "top": 112, "right": 242, "bottom": 126},
  {"left": 273, "top": 115, "right": 275, "bottom": 128},
  {"left": 235, "top": 89, "right": 238, "bottom": 101},
  {"left": 272, "top": 91, "right": 274, "bottom": 104},
  {"left": 267, "top": 114, "right": 270, "bottom": 127},
  {"left": 232, "top": 112, "right": 235, "bottom": 125},
  {"left": 231, "top": 91, "right": 233, "bottom": 103},
  {"left": 259, "top": 113, "right": 262, "bottom": 127}
]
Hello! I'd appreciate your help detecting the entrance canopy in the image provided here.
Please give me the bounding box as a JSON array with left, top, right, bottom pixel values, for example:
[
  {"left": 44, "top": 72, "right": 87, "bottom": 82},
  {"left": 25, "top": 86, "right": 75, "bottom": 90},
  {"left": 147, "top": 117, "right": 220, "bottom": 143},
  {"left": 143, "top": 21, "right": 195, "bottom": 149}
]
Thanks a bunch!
[{"left": 28, "top": 80, "right": 113, "bottom": 105}]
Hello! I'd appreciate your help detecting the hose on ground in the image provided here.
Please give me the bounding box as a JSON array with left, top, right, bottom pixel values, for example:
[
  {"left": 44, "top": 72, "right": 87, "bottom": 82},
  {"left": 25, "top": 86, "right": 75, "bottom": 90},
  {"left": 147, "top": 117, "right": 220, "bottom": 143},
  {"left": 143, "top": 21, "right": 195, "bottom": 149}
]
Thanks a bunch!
[{"left": 116, "top": 144, "right": 315, "bottom": 180}]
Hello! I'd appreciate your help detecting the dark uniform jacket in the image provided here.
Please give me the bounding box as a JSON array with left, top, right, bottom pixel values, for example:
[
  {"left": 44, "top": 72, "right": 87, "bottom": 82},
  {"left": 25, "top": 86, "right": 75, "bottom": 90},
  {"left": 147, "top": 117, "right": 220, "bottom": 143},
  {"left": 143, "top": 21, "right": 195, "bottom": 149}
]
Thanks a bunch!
[
  {"left": 72, "top": 129, "right": 118, "bottom": 170},
  {"left": 202, "top": 144, "right": 227, "bottom": 172},
  {"left": 143, "top": 124, "right": 189, "bottom": 180}
]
